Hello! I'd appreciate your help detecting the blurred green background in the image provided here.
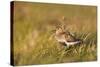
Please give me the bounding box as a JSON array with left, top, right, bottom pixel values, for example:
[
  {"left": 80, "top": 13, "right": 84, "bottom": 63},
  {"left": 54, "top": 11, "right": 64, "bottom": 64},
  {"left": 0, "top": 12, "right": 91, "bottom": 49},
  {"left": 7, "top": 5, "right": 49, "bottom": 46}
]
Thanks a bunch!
[{"left": 13, "top": 1, "right": 97, "bottom": 65}]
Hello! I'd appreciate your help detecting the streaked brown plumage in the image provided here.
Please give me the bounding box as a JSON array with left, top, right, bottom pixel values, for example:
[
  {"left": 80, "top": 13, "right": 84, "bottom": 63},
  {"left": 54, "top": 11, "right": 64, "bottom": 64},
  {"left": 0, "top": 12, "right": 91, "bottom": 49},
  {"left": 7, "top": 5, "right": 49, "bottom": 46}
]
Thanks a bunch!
[{"left": 55, "top": 27, "right": 82, "bottom": 46}]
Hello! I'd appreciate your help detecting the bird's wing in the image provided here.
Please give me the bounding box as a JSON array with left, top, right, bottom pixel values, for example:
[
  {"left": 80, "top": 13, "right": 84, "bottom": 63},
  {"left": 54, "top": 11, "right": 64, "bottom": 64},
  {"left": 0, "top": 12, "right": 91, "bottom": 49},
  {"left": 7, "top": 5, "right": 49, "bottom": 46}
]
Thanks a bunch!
[{"left": 65, "top": 35, "right": 76, "bottom": 42}]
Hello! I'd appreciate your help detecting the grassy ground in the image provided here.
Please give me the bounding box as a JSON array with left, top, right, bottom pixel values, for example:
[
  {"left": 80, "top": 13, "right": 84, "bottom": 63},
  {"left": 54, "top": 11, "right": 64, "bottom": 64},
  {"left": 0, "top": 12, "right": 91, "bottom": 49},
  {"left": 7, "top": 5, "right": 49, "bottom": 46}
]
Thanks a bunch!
[{"left": 13, "top": 1, "right": 97, "bottom": 65}]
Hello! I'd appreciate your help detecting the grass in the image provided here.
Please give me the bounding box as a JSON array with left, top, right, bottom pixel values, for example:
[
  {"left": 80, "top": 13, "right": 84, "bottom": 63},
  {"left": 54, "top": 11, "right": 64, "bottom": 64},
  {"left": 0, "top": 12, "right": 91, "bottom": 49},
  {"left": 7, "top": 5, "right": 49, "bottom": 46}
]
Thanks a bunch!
[{"left": 12, "top": 1, "right": 97, "bottom": 66}]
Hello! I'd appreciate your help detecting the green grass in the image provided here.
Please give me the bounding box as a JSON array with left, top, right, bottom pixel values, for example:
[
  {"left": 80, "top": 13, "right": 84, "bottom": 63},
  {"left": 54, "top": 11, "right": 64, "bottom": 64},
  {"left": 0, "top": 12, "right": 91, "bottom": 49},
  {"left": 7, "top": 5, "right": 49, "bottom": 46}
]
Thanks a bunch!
[{"left": 13, "top": 1, "right": 97, "bottom": 65}]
